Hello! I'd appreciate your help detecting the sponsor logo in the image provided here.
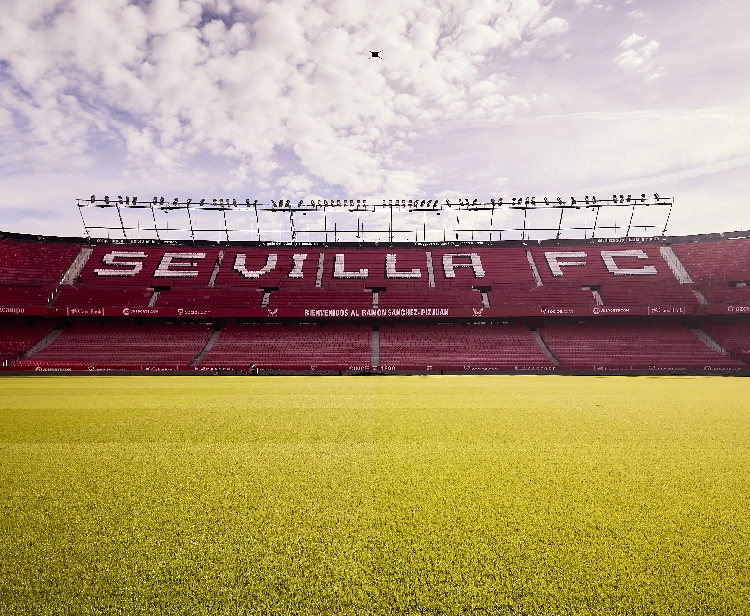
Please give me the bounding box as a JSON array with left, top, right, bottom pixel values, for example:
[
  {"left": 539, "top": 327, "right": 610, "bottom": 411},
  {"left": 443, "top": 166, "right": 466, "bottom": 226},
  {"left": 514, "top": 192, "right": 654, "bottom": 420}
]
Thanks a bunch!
[
  {"left": 68, "top": 307, "right": 103, "bottom": 316},
  {"left": 0, "top": 307, "right": 24, "bottom": 314},
  {"left": 514, "top": 366, "right": 556, "bottom": 371},
  {"left": 267, "top": 308, "right": 278, "bottom": 316},
  {"left": 473, "top": 308, "right": 484, "bottom": 316},
  {"left": 177, "top": 308, "right": 211, "bottom": 316},
  {"left": 649, "top": 306, "right": 685, "bottom": 315},
  {"left": 34, "top": 366, "right": 72, "bottom": 372},
  {"left": 122, "top": 307, "right": 160, "bottom": 316},
  {"left": 540, "top": 308, "right": 574, "bottom": 315},
  {"left": 593, "top": 307, "right": 631, "bottom": 315},
  {"left": 728, "top": 305, "right": 750, "bottom": 313}
]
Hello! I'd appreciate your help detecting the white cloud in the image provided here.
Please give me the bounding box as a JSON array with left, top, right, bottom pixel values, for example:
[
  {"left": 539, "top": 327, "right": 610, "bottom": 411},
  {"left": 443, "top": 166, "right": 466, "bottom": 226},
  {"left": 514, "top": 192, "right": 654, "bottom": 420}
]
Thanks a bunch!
[
  {"left": 2, "top": 0, "right": 750, "bottom": 239},
  {"left": 615, "top": 34, "right": 661, "bottom": 79},
  {"left": 535, "top": 17, "right": 569, "bottom": 37},
  {"left": 620, "top": 33, "right": 645, "bottom": 49},
  {"left": 0, "top": 0, "right": 568, "bottom": 198}
]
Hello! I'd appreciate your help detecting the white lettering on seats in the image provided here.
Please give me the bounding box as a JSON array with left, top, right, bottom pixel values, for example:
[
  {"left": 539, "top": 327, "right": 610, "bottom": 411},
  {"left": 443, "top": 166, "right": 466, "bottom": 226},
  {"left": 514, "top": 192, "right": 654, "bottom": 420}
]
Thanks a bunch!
[
  {"left": 442, "top": 254, "right": 485, "bottom": 278},
  {"left": 386, "top": 254, "right": 421, "bottom": 279},
  {"left": 601, "top": 250, "right": 657, "bottom": 275},
  {"left": 545, "top": 252, "right": 587, "bottom": 277},
  {"left": 153, "top": 253, "right": 206, "bottom": 278},
  {"left": 334, "top": 254, "right": 368, "bottom": 278},
  {"left": 234, "top": 254, "right": 278, "bottom": 278},
  {"left": 94, "top": 251, "right": 147, "bottom": 276},
  {"left": 288, "top": 254, "right": 308, "bottom": 278}
]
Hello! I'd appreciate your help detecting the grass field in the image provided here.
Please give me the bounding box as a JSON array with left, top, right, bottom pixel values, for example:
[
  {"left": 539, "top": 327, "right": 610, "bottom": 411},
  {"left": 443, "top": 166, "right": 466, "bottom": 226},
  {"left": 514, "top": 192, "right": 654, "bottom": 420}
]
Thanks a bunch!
[{"left": 0, "top": 375, "right": 749, "bottom": 615}]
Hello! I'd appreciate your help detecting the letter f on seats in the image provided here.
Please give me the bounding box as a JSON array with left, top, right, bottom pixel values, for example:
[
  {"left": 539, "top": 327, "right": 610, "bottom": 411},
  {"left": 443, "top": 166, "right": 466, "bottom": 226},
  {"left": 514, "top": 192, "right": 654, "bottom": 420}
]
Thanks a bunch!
[{"left": 544, "top": 251, "right": 587, "bottom": 277}]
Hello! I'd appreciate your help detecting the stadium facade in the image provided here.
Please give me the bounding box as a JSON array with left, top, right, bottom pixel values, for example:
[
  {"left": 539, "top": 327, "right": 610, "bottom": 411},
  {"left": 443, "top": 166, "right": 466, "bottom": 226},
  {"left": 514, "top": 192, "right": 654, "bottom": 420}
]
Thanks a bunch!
[{"left": 1, "top": 228, "right": 749, "bottom": 374}]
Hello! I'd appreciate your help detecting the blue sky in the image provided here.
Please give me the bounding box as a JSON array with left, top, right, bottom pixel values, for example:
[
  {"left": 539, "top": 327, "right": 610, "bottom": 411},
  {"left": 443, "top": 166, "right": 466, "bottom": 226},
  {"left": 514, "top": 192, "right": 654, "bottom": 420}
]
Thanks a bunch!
[{"left": 1, "top": 0, "right": 749, "bottom": 239}]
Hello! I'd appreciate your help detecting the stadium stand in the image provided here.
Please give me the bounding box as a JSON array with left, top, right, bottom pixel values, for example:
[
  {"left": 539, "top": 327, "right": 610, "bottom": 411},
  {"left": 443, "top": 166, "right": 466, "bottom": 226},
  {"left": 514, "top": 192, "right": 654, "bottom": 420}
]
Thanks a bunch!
[
  {"left": 379, "top": 323, "right": 553, "bottom": 370},
  {"left": 538, "top": 321, "right": 741, "bottom": 370},
  {"left": 0, "top": 240, "right": 80, "bottom": 307},
  {"left": 201, "top": 323, "right": 371, "bottom": 370},
  {"left": 14, "top": 322, "right": 212, "bottom": 369},
  {"left": 672, "top": 238, "right": 750, "bottom": 306},
  {"left": 700, "top": 321, "right": 750, "bottom": 363},
  {"left": 2, "top": 230, "right": 750, "bottom": 373},
  {"left": 0, "top": 320, "right": 53, "bottom": 366}
]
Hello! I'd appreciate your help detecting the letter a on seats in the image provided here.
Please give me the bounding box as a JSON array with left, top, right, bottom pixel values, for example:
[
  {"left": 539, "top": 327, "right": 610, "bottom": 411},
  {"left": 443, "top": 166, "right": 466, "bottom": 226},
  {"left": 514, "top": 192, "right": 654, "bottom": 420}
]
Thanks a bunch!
[
  {"left": 544, "top": 252, "right": 587, "bottom": 277},
  {"left": 234, "top": 254, "right": 278, "bottom": 278},
  {"left": 442, "top": 254, "right": 485, "bottom": 278}
]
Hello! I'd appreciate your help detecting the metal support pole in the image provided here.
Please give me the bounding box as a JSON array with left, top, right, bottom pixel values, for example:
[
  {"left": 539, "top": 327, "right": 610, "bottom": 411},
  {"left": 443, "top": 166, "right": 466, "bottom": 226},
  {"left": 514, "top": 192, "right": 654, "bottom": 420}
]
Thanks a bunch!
[
  {"left": 592, "top": 206, "right": 600, "bottom": 238},
  {"left": 150, "top": 203, "right": 161, "bottom": 241},
  {"left": 662, "top": 199, "right": 674, "bottom": 235},
  {"left": 626, "top": 203, "right": 635, "bottom": 237},
  {"left": 222, "top": 208, "right": 230, "bottom": 242},
  {"left": 556, "top": 208, "right": 564, "bottom": 240},
  {"left": 78, "top": 206, "right": 90, "bottom": 240},
  {"left": 116, "top": 204, "right": 128, "bottom": 240},
  {"left": 254, "top": 200, "right": 261, "bottom": 242},
  {"left": 186, "top": 203, "right": 195, "bottom": 241}
]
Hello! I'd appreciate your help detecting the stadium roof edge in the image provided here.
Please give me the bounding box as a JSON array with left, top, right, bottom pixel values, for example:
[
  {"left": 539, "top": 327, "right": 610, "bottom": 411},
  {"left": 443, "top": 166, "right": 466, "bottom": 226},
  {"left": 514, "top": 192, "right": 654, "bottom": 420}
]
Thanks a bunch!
[{"left": 1, "top": 228, "right": 749, "bottom": 249}]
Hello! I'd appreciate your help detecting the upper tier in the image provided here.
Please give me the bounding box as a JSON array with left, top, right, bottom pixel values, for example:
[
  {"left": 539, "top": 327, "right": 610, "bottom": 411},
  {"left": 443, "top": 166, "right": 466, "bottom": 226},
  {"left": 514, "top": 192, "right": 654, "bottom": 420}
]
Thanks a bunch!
[{"left": 1, "top": 230, "right": 749, "bottom": 318}]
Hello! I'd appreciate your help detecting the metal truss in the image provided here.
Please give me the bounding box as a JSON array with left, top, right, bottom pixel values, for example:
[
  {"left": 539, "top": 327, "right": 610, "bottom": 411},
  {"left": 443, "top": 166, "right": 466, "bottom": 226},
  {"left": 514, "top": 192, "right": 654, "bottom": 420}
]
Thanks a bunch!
[{"left": 76, "top": 194, "right": 674, "bottom": 243}]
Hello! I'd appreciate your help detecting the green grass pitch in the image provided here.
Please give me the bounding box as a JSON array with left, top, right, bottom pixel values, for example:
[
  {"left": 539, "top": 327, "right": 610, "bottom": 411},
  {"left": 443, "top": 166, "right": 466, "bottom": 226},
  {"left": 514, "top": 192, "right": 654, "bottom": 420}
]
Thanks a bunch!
[{"left": 1, "top": 375, "right": 749, "bottom": 615}]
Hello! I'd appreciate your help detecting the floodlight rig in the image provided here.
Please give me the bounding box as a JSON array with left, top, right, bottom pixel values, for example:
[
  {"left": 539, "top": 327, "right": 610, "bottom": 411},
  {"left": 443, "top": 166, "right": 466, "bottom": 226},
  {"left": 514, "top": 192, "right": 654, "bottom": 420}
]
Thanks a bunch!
[{"left": 77, "top": 193, "right": 673, "bottom": 243}]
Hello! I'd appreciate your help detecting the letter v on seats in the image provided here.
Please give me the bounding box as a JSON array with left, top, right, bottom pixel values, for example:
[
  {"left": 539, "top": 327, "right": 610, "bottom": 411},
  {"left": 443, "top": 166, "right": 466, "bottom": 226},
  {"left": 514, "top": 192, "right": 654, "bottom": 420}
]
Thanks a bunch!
[{"left": 234, "top": 254, "right": 278, "bottom": 278}]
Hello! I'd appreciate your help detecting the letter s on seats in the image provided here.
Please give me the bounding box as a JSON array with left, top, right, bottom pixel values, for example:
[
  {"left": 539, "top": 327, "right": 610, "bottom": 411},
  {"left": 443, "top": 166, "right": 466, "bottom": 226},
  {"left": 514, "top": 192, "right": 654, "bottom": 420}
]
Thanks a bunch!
[
  {"left": 94, "top": 251, "right": 147, "bottom": 276},
  {"left": 601, "top": 250, "right": 657, "bottom": 275}
]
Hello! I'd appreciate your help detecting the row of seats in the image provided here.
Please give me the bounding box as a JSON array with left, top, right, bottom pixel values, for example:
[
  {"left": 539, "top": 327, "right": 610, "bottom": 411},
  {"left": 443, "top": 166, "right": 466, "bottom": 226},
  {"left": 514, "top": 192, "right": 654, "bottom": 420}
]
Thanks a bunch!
[
  {"left": 203, "top": 324, "right": 371, "bottom": 369},
  {"left": 2, "top": 237, "right": 750, "bottom": 310},
  {"left": 8, "top": 320, "right": 747, "bottom": 370},
  {"left": 702, "top": 322, "right": 750, "bottom": 362},
  {"left": 538, "top": 322, "right": 740, "bottom": 369},
  {"left": 0, "top": 321, "right": 53, "bottom": 364},
  {"left": 378, "top": 323, "right": 551, "bottom": 368},
  {"left": 0, "top": 240, "right": 79, "bottom": 285},
  {"left": 14, "top": 323, "right": 211, "bottom": 368}
]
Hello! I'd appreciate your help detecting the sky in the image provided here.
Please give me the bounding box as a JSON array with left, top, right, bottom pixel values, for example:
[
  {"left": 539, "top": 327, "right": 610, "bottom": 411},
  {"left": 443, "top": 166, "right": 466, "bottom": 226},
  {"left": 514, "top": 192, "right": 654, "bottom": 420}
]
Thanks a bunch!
[{"left": 1, "top": 0, "right": 749, "bottom": 240}]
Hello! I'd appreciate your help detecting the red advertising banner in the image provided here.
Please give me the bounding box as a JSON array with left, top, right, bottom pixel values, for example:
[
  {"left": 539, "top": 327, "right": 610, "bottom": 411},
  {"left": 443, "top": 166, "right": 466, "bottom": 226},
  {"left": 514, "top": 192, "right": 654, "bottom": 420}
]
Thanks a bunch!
[
  {"left": 57, "top": 304, "right": 698, "bottom": 319},
  {"left": 707, "top": 305, "right": 750, "bottom": 315},
  {"left": 0, "top": 306, "right": 52, "bottom": 316}
]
